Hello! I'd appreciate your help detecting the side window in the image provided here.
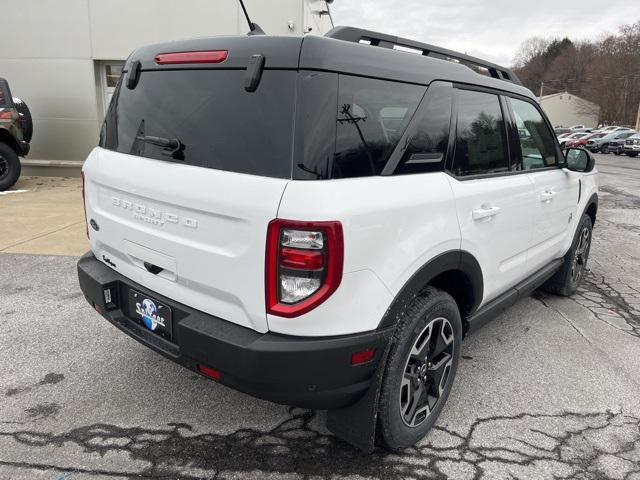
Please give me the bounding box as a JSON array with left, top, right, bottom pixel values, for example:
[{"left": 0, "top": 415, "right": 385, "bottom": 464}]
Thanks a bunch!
[
  {"left": 333, "top": 75, "right": 425, "bottom": 179},
  {"left": 452, "top": 90, "right": 508, "bottom": 176},
  {"left": 509, "top": 98, "right": 558, "bottom": 170},
  {"left": 395, "top": 88, "right": 453, "bottom": 175}
]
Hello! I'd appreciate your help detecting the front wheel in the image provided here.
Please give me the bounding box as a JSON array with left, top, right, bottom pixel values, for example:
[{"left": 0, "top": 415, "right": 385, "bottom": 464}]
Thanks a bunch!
[
  {"left": 377, "top": 287, "right": 462, "bottom": 450},
  {"left": 0, "top": 142, "right": 21, "bottom": 192},
  {"left": 601, "top": 144, "right": 609, "bottom": 154},
  {"left": 543, "top": 213, "right": 593, "bottom": 296},
  {"left": 629, "top": 152, "right": 638, "bottom": 158}
]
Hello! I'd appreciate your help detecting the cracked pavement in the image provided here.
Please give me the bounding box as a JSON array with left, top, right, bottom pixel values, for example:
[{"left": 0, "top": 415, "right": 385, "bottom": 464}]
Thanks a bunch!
[{"left": 1, "top": 154, "right": 639, "bottom": 479}]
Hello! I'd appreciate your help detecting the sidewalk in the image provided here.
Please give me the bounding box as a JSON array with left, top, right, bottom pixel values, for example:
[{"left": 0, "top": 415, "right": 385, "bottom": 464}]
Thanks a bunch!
[{"left": 0, "top": 176, "right": 88, "bottom": 256}]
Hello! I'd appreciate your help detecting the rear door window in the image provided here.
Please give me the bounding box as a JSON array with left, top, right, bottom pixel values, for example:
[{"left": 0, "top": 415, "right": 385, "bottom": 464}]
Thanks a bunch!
[
  {"left": 101, "top": 69, "right": 296, "bottom": 178},
  {"left": 451, "top": 90, "right": 509, "bottom": 177}
]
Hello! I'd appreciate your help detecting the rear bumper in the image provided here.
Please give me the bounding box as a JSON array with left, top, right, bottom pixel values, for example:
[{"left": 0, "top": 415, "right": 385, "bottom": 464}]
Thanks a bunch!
[{"left": 77, "top": 252, "right": 392, "bottom": 409}]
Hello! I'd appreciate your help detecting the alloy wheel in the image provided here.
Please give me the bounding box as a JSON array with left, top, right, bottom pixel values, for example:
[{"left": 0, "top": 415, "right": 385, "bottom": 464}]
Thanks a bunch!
[
  {"left": 570, "top": 226, "right": 591, "bottom": 285},
  {"left": 399, "top": 317, "right": 454, "bottom": 428}
]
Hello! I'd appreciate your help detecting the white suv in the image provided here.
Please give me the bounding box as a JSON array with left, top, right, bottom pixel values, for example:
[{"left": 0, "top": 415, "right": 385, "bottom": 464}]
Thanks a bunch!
[{"left": 78, "top": 27, "right": 599, "bottom": 451}]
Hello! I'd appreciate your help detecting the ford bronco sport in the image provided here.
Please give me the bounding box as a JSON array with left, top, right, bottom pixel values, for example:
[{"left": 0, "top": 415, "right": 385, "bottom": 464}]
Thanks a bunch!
[
  {"left": 0, "top": 77, "right": 31, "bottom": 191},
  {"left": 77, "top": 27, "right": 599, "bottom": 451}
]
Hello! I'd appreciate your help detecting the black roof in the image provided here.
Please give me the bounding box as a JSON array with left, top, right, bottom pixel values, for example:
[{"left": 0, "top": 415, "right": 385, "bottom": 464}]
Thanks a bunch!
[{"left": 125, "top": 27, "right": 535, "bottom": 100}]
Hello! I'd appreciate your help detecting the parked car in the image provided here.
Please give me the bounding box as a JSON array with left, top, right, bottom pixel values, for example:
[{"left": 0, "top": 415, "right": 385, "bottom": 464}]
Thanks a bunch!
[
  {"left": 587, "top": 130, "right": 637, "bottom": 153},
  {"left": 554, "top": 127, "right": 572, "bottom": 136},
  {"left": 559, "top": 132, "right": 589, "bottom": 148},
  {"left": 594, "top": 125, "right": 631, "bottom": 135},
  {"left": 565, "top": 132, "right": 604, "bottom": 149},
  {"left": 624, "top": 134, "right": 640, "bottom": 157},
  {"left": 77, "top": 26, "right": 599, "bottom": 452},
  {"left": 0, "top": 77, "right": 32, "bottom": 191},
  {"left": 569, "top": 124, "right": 586, "bottom": 130}
]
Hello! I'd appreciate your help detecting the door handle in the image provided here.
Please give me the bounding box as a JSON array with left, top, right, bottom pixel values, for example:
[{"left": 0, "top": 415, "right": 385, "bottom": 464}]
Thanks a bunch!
[
  {"left": 540, "top": 190, "right": 556, "bottom": 202},
  {"left": 472, "top": 206, "right": 501, "bottom": 221}
]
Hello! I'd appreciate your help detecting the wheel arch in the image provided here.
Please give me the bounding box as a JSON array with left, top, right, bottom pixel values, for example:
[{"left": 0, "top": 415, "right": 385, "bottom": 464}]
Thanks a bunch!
[
  {"left": 584, "top": 193, "right": 598, "bottom": 226},
  {"left": 0, "top": 128, "right": 20, "bottom": 154},
  {"left": 377, "top": 250, "right": 483, "bottom": 331}
]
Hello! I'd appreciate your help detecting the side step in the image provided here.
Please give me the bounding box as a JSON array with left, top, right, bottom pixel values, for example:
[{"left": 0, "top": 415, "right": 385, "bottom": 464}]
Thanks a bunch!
[{"left": 466, "top": 258, "right": 564, "bottom": 334}]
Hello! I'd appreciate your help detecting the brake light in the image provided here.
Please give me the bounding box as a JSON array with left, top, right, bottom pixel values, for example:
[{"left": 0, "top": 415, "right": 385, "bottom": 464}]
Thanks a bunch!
[
  {"left": 266, "top": 219, "right": 343, "bottom": 318},
  {"left": 81, "top": 172, "right": 89, "bottom": 239},
  {"left": 155, "top": 50, "right": 228, "bottom": 65}
]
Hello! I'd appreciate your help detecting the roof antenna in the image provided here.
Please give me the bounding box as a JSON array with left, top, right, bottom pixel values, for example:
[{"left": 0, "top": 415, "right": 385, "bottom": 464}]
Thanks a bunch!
[{"left": 238, "top": 0, "right": 265, "bottom": 36}]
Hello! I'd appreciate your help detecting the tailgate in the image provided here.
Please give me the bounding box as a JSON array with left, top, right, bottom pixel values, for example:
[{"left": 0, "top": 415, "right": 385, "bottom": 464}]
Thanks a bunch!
[{"left": 84, "top": 148, "right": 288, "bottom": 333}]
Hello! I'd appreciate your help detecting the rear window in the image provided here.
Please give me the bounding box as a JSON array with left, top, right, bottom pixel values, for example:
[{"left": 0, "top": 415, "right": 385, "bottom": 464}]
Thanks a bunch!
[{"left": 101, "top": 69, "right": 296, "bottom": 178}]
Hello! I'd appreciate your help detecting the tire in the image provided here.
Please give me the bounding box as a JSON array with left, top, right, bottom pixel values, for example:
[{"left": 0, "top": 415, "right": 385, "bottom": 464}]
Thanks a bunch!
[
  {"left": 377, "top": 287, "right": 462, "bottom": 450},
  {"left": 601, "top": 144, "right": 609, "bottom": 154},
  {"left": 629, "top": 152, "right": 638, "bottom": 158},
  {"left": 614, "top": 151, "right": 621, "bottom": 156},
  {"left": 0, "top": 142, "right": 21, "bottom": 192},
  {"left": 543, "top": 214, "right": 593, "bottom": 296},
  {"left": 13, "top": 98, "right": 33, "bottom": 143}
]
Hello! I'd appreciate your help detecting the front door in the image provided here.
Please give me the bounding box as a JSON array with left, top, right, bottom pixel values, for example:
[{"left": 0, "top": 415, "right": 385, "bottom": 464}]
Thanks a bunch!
[{"left": 506, "top": 97, "right": 579, "bottom": 271}]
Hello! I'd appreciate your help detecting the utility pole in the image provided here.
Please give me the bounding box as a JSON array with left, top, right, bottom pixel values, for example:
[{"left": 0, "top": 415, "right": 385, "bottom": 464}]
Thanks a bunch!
[
  {"left": 539, "top": 82, "right": 544, "bottom": 101},
  {"left": 636, "top": 102, "right": 640, "bottom": 131}
]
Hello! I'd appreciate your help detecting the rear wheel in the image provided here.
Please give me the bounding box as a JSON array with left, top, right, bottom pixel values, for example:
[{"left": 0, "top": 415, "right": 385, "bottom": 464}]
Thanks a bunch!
[
  {"left": 0, "top": 142, "right": 21, "bottom": 192},
  {"left": 629, "top": 152, "right": 638, "bottom": 158},
  {"left": 601, "top": 144, "right": 609, "bottom": 154},
  {"left": 543, "top": 214, "right": 593, "bottom": 296},
  {"left": 614, "top": 151, "right": 622, "bottom": 156},
  {"left": 377, "top": 287, "right": 462, "bottom": 450}
]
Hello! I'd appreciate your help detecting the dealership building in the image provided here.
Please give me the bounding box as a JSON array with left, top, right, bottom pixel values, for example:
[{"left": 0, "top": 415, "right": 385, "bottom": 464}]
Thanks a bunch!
[{"left": 0, "top": 0, "right": 333, "bottom": 175}]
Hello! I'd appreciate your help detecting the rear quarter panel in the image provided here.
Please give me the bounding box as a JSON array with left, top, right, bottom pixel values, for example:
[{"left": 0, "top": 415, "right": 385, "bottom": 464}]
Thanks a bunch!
[{"left": 274, "top": 172, "right": 461, "bottom": 336}]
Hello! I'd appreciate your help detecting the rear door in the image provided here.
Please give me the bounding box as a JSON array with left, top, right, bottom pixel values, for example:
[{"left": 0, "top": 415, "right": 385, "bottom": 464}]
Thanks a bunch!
[
  {"left": 446, "top": 88, "right": 537, "bottom": 304},
  {"left": 85, "top": 54, "right": 300, "bottom": 334},
  {"left": 506, "top": 96, "right": 578, "bottom": 271}
]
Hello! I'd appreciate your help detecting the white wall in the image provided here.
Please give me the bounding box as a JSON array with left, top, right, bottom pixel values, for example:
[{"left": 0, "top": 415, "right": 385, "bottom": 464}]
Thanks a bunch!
[{"left": 0, "top": 0, "right": 332, "bottom": 162}]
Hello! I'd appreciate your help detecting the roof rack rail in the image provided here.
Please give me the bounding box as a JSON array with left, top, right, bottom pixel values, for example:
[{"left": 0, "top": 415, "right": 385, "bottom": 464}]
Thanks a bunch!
[{"left": 325, "top": 26, "right": 522, "bottom": 86}]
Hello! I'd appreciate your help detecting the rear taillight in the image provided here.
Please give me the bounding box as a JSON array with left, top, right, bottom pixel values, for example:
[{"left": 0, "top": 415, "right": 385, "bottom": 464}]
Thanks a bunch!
[
  {"left": 155, "top": 50, "right": 228, "bottom": 65},
  {"left": 81, "top": 172, "right": 88, "bottom": 239},
  {"left": 266, "top": 219, "right": 343, "bottom": 318}
]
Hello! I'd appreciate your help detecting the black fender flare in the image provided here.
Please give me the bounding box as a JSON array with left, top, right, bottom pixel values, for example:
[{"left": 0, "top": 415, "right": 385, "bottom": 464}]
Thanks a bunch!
[
  {"left": 377, "top": 250, "right": 483, "bottom": 329},
  {"left": 582, "top": 192, "right": 598, "bottom": 225}
]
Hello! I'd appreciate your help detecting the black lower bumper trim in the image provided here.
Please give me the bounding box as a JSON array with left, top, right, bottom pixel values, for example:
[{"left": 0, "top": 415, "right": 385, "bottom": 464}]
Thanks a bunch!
[{"left": 77, "top": 252, "right": 392, "bottom": 409}]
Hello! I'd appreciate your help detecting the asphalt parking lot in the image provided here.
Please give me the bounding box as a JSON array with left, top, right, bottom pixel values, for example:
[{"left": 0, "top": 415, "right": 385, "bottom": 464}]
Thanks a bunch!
[{"left": 1, "top": 153, "right": 639, "bottom": 479}]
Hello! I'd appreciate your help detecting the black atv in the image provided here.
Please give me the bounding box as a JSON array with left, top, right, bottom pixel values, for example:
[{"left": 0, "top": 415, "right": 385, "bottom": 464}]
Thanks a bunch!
[{"left": 0, "top": 77, "right": 32, "bottom": 191}]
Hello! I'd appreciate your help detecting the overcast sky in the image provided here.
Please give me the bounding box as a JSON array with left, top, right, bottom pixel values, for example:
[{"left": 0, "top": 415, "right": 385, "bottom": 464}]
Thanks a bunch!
[{"left": 330, "top": 0, "right": 639, "bottom": 67}]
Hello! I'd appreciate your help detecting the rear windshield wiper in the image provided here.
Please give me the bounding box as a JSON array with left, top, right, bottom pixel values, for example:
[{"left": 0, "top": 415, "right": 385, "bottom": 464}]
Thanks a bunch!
[{"left": 136, "top": 135, "right": 185, "bottom": 160}]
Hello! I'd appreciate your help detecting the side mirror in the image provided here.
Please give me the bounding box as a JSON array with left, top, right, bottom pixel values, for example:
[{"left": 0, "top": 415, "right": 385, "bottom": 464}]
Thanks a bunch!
[{"left": 565, "top": 148, "right": 595, "bottom": 173}]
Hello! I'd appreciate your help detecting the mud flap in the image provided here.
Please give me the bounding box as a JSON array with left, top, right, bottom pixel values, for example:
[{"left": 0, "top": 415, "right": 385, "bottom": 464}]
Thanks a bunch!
[{"left": 326, "top": 340, "right": 393, "bottom": 453}]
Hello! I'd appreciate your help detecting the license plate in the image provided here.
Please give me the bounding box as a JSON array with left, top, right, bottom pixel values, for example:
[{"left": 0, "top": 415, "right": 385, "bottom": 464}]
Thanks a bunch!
[{"left": 128, "top": 290, "right": 173, "bottom": 340}]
